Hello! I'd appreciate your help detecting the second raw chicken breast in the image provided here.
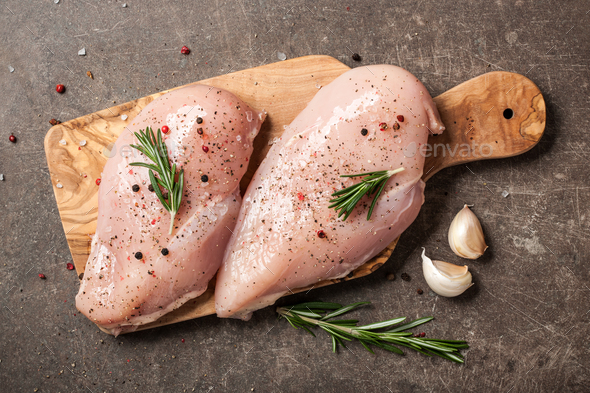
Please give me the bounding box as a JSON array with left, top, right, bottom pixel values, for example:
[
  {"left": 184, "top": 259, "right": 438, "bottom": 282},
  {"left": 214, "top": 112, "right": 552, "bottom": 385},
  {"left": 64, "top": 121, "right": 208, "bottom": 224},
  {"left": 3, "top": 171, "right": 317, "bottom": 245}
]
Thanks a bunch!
[{"left": 216, "top": 65, "right": 445, "bottom": 320}]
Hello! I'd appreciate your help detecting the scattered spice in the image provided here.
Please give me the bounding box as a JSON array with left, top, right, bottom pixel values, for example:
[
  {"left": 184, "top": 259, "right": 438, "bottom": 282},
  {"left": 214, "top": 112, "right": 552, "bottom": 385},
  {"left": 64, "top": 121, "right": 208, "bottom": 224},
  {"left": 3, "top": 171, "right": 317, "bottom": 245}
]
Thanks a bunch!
[
  {"left": 386, "top": 273, "right": 395, "bottom": 281},
  {"left": 317, "top": 230, "right": 326, "bottom": 239},
  {"left": 56, "top": 84, "right": 65, "bottom": 94},
  {"left": 161, "top": 125, "right": 170, "bottom": 134},
  {"left": 397, "top": 115, "right": 405, "bottom": 122},
  {"left": 134, "top": 252, "right": 143, "bottom": 260},
  {"left": 352, "top": 53, "right": 361, "bottom": 61},
  {"left": 181, "top": 338, "right": 185, "bottom": 343},
  {"left": 78, "top": 272, "right": 84, "bottom": 280},
  {"left": 392, "top": 122, "right": 400, "bottom": 131},
  {"left": 95, "top": 178, "right": 101, "bottom": 186},
  {"left": 196, "top": 117, "right": 203, "bottom": 124},
  {"left": 181, "top": 46, "right": 190, "bottom": 54},
  {"left": 162, "top": 192, "right": 169, "bottom": 200},
  {"left": 49, "top": 119, "right": 61, "bottom": 126},
  {"left": 401, "top": 272, "right": 411, "bottom": 282},
  {"left": 202, "top": 145, "right": 209, "bottom": 153},
  {"left": 360, "top": 128, "right": 368, "bottom": 136},
  {"left": 86, "top": 71, "right": 93, "bottom": 79},
  {"left": 39, "top": 274, "right": 46, "bottom": 279},
  {"left": 161, "top": 248, "right": 169, "bottom": 256},
  {"left": 297, "top": 192, "right": 305, "bottom": 201},
  {"left": 417, "top": 288, "right": 423, "bottom": 295},
  {"left": 66, "top": 263, "right": 74, "bottom": 270},
  {"left": 201, "top": 175, "right": 209, "bottom": 182},
  {"left": 9, "top": 134, "right": 16, "bottom": 143},
  {"left": 379, "top": 122, "right": 388, "bottom": 131},
  {"left": 148, "top": 184, "right": 154, "bottom": 192},
  {"left": 132, "top": 184, "right": 140, "bottom": 192},
  {"left": 197, "top": 127, "right": 203, "bottom": 135}
]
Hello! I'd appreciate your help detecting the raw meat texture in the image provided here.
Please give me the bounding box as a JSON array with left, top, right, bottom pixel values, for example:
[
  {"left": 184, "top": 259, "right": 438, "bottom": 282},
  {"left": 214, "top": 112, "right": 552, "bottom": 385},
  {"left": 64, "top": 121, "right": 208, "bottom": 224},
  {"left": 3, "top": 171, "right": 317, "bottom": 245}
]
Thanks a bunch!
[
  {"left": 216, "top": 65, "right": 445, "bottom": 320},
  {"left": 76, "top": 84, "right": 265, "bottom": 335}
]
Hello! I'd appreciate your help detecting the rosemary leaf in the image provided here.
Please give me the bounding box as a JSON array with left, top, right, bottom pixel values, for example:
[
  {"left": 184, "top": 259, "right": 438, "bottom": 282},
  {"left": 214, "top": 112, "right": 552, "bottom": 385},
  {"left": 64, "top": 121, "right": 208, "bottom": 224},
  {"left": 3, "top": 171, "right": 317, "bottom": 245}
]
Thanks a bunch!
[
  {"left": 329, "top": 168, "right": 405, "bottom": 221},
  {"left": 277, "top": 301, "right": 468, "bottom": 363},
  {"left": 129, "top": 126, "right": 184, "bottom": 235}
]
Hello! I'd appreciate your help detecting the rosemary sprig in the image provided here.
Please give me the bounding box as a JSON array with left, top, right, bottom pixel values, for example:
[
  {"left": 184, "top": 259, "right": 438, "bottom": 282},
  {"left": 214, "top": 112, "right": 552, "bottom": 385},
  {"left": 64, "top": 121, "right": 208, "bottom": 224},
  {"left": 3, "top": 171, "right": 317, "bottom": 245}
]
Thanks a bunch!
[
  {"left": 129, "top": 126, "right": 184, "bottom": 235},
  {"left": 277, "top": 301, "right": 468, "bottom": 363},
  {"left": 329, "top": 168, "right": 404, "bottom": 221}
]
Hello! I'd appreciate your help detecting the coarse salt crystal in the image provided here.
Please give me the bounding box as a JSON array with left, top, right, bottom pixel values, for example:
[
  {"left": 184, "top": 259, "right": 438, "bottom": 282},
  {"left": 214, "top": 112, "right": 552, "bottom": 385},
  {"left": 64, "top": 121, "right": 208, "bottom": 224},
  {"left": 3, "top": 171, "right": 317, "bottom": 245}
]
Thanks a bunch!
[
  {"left": 8, "top": 65, "right": 15, "bottom": 73},
  {"left": 59, "top": 139, "right": 67, "bottom": 145},
  {"left": 78, "top": 48, "right": 86, "bottom": 56},
  {"left": 0, "top": 174, "right": 4, "bottom": 181},
  {"left": 277, "top": 52, "right": 287, "bottom": 61},
  {"left": 56, "top": 183, "right": 63, "bottom": 188},
  {"left": 121, "top": 114, "right": 128, "bottom": 120},
  {"left": 501, "top": 190, "right": 510, "bottom": 198},
  {"left": 79, "top": 140, "right": 87, "bottom": 146}
]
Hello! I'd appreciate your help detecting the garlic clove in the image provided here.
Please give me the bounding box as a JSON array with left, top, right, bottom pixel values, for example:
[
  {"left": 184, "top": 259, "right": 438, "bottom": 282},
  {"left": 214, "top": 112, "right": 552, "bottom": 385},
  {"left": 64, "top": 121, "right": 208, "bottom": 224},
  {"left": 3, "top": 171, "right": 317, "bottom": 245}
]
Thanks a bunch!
[
  {"left": 448, "top": 204, "right": 488, "bottom": 260},
  {"left": 421, "top": 248, "right": 473, "bottom": 297}
]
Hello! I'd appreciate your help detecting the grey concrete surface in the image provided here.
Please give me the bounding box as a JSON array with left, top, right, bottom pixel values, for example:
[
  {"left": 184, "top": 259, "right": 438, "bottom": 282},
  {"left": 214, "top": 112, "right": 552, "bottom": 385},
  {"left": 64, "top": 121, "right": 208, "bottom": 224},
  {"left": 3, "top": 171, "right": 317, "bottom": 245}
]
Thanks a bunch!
[{"left": 1, "top": 1, "right": 589, "bottom": 392}]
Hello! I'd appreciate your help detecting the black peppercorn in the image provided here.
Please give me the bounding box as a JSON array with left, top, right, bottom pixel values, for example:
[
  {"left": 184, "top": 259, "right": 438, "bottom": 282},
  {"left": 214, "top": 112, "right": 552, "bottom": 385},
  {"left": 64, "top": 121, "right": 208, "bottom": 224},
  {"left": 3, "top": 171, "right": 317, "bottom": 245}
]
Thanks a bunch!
[
  {"left": 148, "top": 184, "right": 154, "bottom": 192},
  {"left": 196, "top": 117, "right": 203, "bottom": 124},
  {"left": 161, "top": 248, "right": 169, "bottom": 256},
  {"left": 132, "top": 184, "right": 140, "bottom": 192},
  {"left": 361, "top": 128, "right": 368, "bottom": 136},
  {"left": 201, "top": 175, "right": 208, "bottom": 182},
  {"left": 134, "top": 252, "right": 143, "bottom": 260},
  {"left": 197, "top": 128, "right": 203, "bottom": 135},
  {"left": 352, "top": 53, "right": 361, "bottom": 61},
  {"left": 162, "top": 192, "right": 169, "bottom": 200}
]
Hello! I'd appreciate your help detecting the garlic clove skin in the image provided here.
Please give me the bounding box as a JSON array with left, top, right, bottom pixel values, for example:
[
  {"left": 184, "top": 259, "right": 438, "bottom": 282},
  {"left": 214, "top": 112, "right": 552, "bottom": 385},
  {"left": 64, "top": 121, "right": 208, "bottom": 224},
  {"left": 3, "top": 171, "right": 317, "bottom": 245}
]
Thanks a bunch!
[
  {"left": 421, "top": 248, "right": 473, "bottom": 297},
  {"left": 448, "top": 204, "right": 488, "bottom": 260}
]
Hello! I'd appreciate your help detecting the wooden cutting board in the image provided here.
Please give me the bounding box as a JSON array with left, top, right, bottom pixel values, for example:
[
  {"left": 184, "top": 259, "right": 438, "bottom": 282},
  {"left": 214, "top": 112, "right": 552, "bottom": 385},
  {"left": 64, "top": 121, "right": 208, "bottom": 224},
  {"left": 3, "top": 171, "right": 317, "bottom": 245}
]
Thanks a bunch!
[{"left": 44, "top": 55, "right": 545, "bottom": 334}]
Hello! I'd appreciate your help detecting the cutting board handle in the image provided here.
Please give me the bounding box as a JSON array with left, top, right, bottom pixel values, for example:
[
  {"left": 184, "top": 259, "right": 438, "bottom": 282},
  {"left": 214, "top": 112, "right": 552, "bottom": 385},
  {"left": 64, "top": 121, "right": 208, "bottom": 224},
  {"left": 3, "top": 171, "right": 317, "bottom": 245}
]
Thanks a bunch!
[{"left": 423, "top": 71, "right": 545, "bottom": 181}]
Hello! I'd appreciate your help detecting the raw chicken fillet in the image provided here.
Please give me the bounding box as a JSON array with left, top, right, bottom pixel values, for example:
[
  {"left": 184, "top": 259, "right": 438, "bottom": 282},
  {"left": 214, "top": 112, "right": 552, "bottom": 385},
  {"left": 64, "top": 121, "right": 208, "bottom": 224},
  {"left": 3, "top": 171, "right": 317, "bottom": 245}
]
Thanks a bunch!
[
  {"left": 76, "top": 84, "right": 265, "bottom": 335},
  {"left": 216, "top": 65, "right": 445, "bottom": 319}
]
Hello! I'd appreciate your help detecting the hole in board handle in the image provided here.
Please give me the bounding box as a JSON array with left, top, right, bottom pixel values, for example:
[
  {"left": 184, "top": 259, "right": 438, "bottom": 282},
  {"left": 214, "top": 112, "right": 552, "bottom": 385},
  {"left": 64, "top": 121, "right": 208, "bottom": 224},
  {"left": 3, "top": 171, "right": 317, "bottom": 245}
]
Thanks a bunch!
[{"left": 503, "top": 108, "right": 514, "bottom": 119}]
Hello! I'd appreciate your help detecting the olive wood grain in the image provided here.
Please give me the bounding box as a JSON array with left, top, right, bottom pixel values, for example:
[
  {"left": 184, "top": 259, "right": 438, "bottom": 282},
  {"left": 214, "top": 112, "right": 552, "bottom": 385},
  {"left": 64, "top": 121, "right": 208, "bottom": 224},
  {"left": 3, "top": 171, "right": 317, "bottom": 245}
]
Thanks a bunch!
[{"left": 44, "top": 56, "right": 545, "bottom": 334}]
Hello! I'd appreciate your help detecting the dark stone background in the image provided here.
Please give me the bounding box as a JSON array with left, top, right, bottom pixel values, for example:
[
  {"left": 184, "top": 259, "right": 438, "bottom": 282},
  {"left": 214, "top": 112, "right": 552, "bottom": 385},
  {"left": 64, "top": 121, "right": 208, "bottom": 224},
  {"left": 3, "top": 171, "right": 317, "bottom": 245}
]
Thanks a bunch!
[{"left": 1, "top": 1, "right": 588, "bottom": 392}]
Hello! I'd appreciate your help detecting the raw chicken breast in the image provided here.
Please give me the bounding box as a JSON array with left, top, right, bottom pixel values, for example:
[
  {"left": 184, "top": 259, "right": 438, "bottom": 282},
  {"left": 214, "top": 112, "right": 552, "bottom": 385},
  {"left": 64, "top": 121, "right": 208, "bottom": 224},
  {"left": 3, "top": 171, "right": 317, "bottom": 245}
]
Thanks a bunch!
[
  {"left": 76, "top": 84, "right": 265, "bottom": 335},
  {"left": 216, "top": 65, "right": 444, "bottom": 320}
]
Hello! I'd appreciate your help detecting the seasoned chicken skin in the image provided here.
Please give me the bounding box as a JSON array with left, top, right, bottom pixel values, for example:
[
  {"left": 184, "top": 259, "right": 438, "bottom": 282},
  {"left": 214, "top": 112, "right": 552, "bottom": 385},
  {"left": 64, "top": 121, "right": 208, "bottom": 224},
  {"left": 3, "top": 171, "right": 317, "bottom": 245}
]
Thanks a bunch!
[
  {"left": 216, "top": 65, "right": 444, "bottom": 320},
  {"left": 76, "top": 84, "right": 265, "bottom": 335}
]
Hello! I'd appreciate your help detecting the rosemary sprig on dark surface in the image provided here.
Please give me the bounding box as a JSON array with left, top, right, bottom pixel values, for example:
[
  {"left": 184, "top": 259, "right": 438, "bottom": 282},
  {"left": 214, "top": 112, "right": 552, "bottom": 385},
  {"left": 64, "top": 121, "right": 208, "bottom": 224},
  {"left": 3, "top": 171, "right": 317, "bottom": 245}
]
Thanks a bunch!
[
  {"left": 277, "top": 301, "right": 468, "bottom": 363},
  {"left": 329, "top": 168, "right": 404, "bottom": 221},
  {"left": 130, "top": 126, "right": 184, "bottom": 235}
]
